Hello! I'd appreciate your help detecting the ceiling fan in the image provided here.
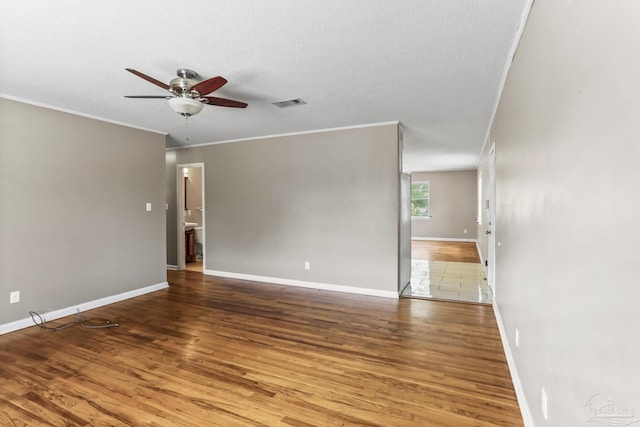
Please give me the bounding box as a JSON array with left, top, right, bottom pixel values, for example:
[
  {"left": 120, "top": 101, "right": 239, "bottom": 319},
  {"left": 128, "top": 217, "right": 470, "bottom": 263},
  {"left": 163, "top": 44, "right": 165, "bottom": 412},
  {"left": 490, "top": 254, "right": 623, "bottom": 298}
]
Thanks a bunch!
[{"left": 125, "top": 68, "right": 247, "bottom": 117}]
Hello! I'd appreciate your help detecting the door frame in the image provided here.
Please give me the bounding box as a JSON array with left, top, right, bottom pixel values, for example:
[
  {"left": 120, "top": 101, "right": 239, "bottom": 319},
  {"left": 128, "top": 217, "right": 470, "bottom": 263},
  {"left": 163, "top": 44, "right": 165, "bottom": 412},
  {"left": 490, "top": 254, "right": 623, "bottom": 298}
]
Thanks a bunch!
[
  {"left": 487, "top": 143, "right": 496, "bottom": 293},
  {"left": 176, "top": 162, "right": 205, "bottom": 271},
  {"left": 398, "top": 173, "right": 412, "bottom": 293}
]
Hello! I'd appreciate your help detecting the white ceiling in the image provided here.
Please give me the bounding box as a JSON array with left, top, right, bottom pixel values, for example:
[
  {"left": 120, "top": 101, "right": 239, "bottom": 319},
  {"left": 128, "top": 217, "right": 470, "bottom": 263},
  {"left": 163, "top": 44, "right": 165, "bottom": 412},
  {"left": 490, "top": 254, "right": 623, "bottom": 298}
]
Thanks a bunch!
[{"left": 0, "top": 1, "right": 527, "bottom": 172}]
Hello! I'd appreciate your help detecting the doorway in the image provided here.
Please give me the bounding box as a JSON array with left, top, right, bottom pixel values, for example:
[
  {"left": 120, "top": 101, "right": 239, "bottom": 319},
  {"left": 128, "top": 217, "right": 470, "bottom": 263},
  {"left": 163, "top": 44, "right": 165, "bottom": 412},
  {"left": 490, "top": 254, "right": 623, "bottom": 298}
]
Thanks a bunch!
[
  {"left": 177, "top": 163, "right": 205, "bottom": 272},
  {"left": 487, "top": 144, "right": 496, "bottom": 293},
  {"left": 401, "top": 240, "right": 492, "bottom": 304}
]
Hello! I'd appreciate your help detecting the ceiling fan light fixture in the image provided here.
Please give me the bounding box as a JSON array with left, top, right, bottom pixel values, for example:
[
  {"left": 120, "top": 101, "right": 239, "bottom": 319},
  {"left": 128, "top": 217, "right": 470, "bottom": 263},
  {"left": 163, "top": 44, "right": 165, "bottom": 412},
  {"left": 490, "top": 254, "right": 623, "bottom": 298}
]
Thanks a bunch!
[{"left": 168, "top": 97, "right": 204, "bottom": 117}]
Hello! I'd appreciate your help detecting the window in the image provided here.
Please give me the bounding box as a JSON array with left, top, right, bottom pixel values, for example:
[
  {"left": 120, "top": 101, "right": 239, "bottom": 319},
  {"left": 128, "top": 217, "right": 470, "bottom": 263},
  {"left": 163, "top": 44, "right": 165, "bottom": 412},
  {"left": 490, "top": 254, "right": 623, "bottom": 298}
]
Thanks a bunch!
[{"left": 411, "top": 181, "right": 430, "bottom": 218}]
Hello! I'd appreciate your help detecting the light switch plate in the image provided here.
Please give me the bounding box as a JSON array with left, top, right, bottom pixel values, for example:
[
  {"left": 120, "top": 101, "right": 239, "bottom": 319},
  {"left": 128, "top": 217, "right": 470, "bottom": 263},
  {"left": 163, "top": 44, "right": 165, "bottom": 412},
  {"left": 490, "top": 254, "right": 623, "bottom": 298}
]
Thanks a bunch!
[{"left": 146, "top": 203, "right": 152, "bottom": 211}]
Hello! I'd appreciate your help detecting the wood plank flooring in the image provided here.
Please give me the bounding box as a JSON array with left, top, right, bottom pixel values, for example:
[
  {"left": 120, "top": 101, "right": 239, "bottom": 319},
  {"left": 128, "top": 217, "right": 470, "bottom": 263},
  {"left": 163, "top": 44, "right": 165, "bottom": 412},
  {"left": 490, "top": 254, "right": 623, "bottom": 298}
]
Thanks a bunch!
[
  {"left": 0, "top": 271, "right": 522, "bottom": 426},
  {"left": 185, "top": 259, "right": 203, "bottom": 272},
  {"left": 412, "top": 240, "right": 481, "bottom": 263}
]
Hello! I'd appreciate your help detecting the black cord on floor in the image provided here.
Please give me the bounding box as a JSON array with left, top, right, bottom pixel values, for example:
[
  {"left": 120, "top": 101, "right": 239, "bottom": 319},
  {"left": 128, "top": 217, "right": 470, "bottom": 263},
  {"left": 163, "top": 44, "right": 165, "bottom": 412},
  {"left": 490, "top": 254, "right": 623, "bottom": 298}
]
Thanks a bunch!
[{"left": 29, "top": 310, "right": 118, "bottom": 330}]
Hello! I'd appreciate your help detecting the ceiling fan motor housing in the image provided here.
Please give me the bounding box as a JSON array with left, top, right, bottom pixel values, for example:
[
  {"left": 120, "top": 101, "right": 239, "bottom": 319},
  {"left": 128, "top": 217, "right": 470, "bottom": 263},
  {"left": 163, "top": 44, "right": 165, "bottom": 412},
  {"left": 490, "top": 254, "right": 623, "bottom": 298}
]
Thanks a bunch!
[
  {"left": 168, "top": 69, "right": 201, "bottom": 97},
  {"left": 169, "top": 78, "right": 199, "bottom": 96}
]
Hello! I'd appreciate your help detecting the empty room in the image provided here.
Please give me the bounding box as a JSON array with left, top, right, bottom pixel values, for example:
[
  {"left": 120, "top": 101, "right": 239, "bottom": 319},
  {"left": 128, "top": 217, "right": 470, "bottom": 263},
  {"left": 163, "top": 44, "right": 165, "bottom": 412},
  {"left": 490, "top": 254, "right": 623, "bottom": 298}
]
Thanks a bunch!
[{"left": 1, "top": 1, "right": 638, "bottom": 426}]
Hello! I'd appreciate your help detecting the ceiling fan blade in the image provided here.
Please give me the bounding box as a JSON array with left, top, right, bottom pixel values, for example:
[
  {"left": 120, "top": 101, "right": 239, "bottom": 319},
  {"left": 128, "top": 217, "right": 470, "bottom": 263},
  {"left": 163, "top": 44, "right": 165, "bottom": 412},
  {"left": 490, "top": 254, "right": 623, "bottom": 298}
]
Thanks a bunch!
[
  {"left": 191, "top": 76, "right": 227, "bottom": 95},
  {"left": 125, "top": 68, "right": 170, "bottom": 91},
  {"left": 202, "top": 96, "right": 247, "bottom": 108},
  {"left": 125, "top": 95, "right": 173, "bottom": 99}
]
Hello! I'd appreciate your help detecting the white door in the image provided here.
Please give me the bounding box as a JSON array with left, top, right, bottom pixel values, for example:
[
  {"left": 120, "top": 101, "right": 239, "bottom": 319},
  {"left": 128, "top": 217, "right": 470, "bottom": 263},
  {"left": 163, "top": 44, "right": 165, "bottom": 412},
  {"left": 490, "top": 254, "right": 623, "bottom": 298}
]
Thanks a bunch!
[{"left": 487, "top": 144, "right": 496, "bottom": 292}]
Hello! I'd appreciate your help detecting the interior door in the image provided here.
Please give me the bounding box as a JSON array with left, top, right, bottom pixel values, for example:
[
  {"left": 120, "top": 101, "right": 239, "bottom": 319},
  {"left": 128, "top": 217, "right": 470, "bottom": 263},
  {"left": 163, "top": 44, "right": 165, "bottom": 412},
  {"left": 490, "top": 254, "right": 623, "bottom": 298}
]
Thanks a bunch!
[{"left": 487, "top": 144, "right": 496, "bottom": 292}]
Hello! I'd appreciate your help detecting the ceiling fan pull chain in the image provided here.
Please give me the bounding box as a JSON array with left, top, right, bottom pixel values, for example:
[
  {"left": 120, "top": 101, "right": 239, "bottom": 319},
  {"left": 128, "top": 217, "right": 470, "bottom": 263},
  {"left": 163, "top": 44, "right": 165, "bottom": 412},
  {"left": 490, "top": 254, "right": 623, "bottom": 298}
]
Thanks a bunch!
[{"left": 184, "top": 116, "right": 190, "bottom": 142}]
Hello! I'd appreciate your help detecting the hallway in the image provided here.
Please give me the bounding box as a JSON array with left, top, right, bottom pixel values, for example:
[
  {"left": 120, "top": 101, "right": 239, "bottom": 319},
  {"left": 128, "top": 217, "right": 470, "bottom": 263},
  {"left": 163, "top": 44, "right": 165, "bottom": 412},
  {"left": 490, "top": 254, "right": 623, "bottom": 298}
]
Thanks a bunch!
[{"left": 402, "top": 241, "right": 492, "bottom": 304}]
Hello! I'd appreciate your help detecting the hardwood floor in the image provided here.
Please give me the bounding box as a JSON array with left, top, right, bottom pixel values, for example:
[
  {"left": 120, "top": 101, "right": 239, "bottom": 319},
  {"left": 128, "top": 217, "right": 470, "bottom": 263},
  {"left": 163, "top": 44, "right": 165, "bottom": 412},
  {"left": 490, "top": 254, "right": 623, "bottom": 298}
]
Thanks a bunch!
[
  {"left": 185, "top": 259, "right": 203, "bottom": 272},
  {"left": 0, "top": 271, "right": 522, "bottom": 426},
  {"left": 411, "top": 240, "right": 481, "bottom": 263}
]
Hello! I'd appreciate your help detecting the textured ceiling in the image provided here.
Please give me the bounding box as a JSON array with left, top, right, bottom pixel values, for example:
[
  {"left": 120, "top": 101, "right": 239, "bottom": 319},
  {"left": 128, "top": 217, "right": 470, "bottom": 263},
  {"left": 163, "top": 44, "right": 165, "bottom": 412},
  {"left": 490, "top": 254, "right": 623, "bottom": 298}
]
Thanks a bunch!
[{"left": 0, "top": 1, "right": 527, "bottom": 172}]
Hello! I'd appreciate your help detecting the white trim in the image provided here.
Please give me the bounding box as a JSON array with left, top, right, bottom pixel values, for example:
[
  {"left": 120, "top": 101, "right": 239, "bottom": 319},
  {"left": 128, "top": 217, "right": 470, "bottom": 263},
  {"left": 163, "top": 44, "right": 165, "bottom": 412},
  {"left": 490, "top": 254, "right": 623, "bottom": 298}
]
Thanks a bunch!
[
  {"left": 487, "top": 143, "right": 496, "bottom": 293},
  {"left": 493, "top": 302, "right": 534, "bottom": 427},
  {"left": 412, "top": 237, "right": 478, "bottom": 243},
  {"left": 0, "top": 94, "right": 168, "bottom": 136},
  {"left": 407, "top": 168, "right": 477, "bottom": 174},
  {"left": 204, "top": 270, "right": 399, "bottom": 299},
  {"left": 178, "top": 162, "right": 206, "bottom": 168},
  {"left": 478, "top": 0, "right": 535, "bottom": 167},
  {"left": 200, "top": 166, "right": 206, "bottom": 271},
  {"left": 166, "top": 121, "right": 400, "bottom": 151},
  {"left": 166, "top": 264, "right": 178, "bottom": 271},
  {"left": 0, "top": 282, "right": 169, "bottom": 336},
  {"left": 176, "top": 164, "right": 186, "bottom": 271}
]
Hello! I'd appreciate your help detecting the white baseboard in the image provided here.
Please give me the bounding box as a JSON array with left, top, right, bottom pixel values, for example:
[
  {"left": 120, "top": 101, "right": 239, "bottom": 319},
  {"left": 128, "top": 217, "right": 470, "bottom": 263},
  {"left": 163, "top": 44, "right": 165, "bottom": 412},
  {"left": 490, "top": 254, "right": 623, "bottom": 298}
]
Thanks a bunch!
[
  {"left": 412, "top": 237, "right": 478, "bottom": 243},
  {"left": 166, "top": 264, "right": 178, "bottom": 270},
  {"left": 204, "top": 269, "right": 399, "bottom": 299},
  {"left": 493, "top": 302, "right": 534, "bottom": 426},
  {"left": 0, "top": 282, "right": 169, "bottom": 336}
]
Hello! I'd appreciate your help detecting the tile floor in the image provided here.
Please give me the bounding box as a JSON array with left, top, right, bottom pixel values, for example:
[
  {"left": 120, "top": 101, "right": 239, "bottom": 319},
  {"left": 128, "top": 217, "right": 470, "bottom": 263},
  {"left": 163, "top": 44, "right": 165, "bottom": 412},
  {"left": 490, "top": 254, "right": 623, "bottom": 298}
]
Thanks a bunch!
[{"left": 402, "top": 260, "right": 493, "bottom": 304}]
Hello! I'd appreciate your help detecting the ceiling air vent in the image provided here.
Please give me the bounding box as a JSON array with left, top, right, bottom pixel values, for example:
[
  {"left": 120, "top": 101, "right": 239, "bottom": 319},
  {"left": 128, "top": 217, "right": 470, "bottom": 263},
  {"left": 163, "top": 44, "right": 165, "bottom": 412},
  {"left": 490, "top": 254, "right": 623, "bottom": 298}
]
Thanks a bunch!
[{"left": 272, "top": 98, "right": 307, "bottom": 108}]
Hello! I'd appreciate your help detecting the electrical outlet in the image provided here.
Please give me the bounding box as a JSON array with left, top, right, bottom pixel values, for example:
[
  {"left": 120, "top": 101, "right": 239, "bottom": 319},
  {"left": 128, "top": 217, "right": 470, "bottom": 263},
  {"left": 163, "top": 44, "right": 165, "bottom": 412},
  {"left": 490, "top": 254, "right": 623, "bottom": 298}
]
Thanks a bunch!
[
  {"left": 10, "top": 291, "right": 20, "bottom": 304},
  {"left": 515, "top": 327, "right": 520, "bottom": 348},
  {"left": 463, "top": 228, "right": 468, "bottom": 234},
  {"left": 146, "top": 203, "right": 152, "bottom": 211},
  {"left": 304, "top": 261, "right": 310, "bottom": 270},
  {"left": 541, "top": 387, "right": 548, "bottom": 420}
]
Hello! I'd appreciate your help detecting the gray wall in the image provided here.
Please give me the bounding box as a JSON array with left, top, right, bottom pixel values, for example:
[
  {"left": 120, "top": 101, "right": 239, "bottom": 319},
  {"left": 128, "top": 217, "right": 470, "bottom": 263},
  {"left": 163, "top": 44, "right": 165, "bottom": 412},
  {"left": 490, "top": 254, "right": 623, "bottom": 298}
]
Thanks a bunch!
[
  {"left": 0, "top": 98, "right": 167, "bottom": 325},
  {"left": 486, "top": 1, "right": 640, "bottom": 424},
  {"left": 411, "top": 170, "right": 477, "bottom": 240},
  {"left": 167, "top": 124, "right": 400, "bottom": 292}
]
